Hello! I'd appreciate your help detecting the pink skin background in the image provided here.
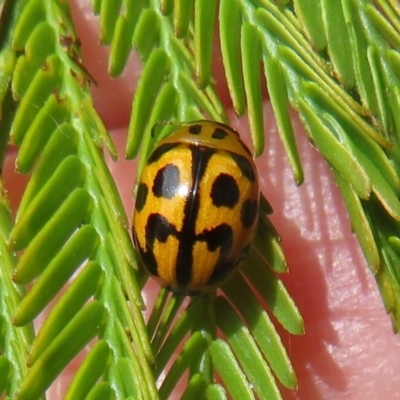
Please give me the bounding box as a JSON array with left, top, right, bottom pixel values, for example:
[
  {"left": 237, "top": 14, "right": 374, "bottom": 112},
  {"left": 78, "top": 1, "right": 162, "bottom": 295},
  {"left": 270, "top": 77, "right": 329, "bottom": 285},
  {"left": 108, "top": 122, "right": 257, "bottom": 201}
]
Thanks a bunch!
[{"left": 3, "top": 0, "right": 400, "bottom": 398}]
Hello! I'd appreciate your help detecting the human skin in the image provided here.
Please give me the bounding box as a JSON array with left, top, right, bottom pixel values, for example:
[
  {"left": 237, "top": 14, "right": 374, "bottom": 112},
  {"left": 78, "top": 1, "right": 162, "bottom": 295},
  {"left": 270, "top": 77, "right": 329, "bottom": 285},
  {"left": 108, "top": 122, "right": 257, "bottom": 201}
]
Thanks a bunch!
[{"left": 4, "top": 1, "right": 400, "bottom": 398}]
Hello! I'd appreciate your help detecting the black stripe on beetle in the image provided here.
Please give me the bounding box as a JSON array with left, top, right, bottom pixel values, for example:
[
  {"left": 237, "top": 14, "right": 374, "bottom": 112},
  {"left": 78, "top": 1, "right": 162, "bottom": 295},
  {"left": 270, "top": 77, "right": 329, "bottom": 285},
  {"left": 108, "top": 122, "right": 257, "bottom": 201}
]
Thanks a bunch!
[{"left": 174, "top": 145, "right": 214, "bottom": 286}]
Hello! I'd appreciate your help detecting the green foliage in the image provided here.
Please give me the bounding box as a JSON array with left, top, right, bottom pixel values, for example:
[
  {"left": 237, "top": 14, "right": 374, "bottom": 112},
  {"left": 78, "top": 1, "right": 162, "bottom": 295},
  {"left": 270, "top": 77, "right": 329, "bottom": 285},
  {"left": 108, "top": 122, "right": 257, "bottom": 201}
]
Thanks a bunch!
[
  {"left": 0, "top": 0, "right": 155, "bottom": 398},
  {"left": 0, "top": 188, "right": 33, "bottom": 398},
  {"left": 1, "top": 0, "right": 400, "bottom": 399}
]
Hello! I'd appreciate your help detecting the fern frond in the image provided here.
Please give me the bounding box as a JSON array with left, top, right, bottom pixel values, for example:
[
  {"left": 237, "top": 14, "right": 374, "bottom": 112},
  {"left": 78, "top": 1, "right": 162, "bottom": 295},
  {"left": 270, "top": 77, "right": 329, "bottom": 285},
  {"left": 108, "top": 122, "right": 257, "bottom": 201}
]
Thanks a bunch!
[
  {"left": 0, "top": 0, "right": 156, "bottom": 398},
  {"left": 255, "top": 0, "right": 400, "bottom": 331},
  {"left": 0, "top": 2, "right": 35, "bottom": 397},
  {"left": 94, "top": 1, "right": 304, "bottom": 398},
  {"left": 94, "top": 0, "right": 400, "bottom": 396},
  {"left": 0, "top": 193, "right": 33, "bottom": 398},
  {"left": 94, "top": 4, "right": 305, "bottom": 399},
  {"left": 288, "top": 0, "right": 400, "bottom": 329}
]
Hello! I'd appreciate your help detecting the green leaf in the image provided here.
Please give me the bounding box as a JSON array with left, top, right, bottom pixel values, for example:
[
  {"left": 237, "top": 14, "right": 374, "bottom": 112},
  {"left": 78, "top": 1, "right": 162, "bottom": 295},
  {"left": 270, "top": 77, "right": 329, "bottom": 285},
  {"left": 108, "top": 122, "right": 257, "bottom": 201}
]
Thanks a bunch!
[
  {"left": 12, "top": 21, "right": 56, "bottom": 98},
  {"left": 86, "top": 382, "right": 114, "bottom": 400},
  {"left": 297, "top": 96, "right": 372, "bottom": 199},
  {"left": 126, "top": 48, "right": 171, "bottom": 158},
  {"left": 10, "top": 54, "right": 61, "bottom": 144},
  {"left": 252, "top": 217, "right": 288, "bottom": 274},
  {"left": 366, "top": 3, "right": 400, "bottom": 49},
  {"left": 342, "top": 0, "right": 379, "bottom": 116},
  {"left": 64, "top": 341, "right": 112, "bottom": 400},
  {"left": 158, "top": 332, "right": 208, "bottom": 400},
  {"left": 0, "top": 356, "right": 11, "bottom": 394},
  {"left": 29, "top": 261, "right": 104, "bottom": 365},
  {"left": 206, "top": 384, "right": 228, "bottom": 400},
  {"left": 11, "top": 155, "right": 86, "bottom": 248},
  {"left": 16, "top": 302, "right": 107, "bottom": 400},
  {"left": 12, "top": 188, "right": 93, "bottom": 279},
  {"left": 108, "top": 357, "right": 142, "bottom": 399},
  {"left": 280, "top": 44, "right": 390, "bottom": 148},
  {"left": 333, "top": 171, "right": 380, "bottom": 273},
  {"left": 151, "top": 292, "right": 186, "bottom": 356},
  {"left": 179, "top": 71, "right": 225, "bottom": 121},
  {"left": 222, "top": 273, "right": 297, "bottom": 389},
  {"left": 173, "top": 0, "right": 194, "bottom": 38},
  {"left": 15, "top": 94, "right": 69, "bottom": 173},
  {"left": 263, "top": 57, "right": 303, "bottom": 184},
  {"left": 214, "top": 297, "right": 282, "bottom": 400},
  {"left": 194, "top": 0, "right": 217, "bottom": 88},
  {"left": 321, "top": 0, "right": 355, "bottom": 87},
  {"left": 181, "top": 374, "right": 208, "bottom": 400},
  {"left": 109, "top": 0, "right": 142, "bottom": 76},
  {"left": 366, "top": 45, "right": 391, "bottom": 136},
  {"left": 0, "top": 194, "right": 33, "bottom": 398},
  {"left": 219, "top": 0, "right": 245, "bottom": 115},
  {"left": 241, "top": 22, "right": 264, "bottom": 156},
  {"left": 160, "top": 0, "right": 174, "bottom": 15},
  {"left": 293, "top": 0, "right": 326, "bottom": 50},
  {"left": 132, "top": 9, "right": 160, "bottom": 63},
  {"left": 209, "top": 340, "right": 254, "bottom": 400},
  {"left": 99, "top": 0, "right": 122, "bottom": 44},
  {"left": 14, "top": 225, "right": 99, "bottom": 326},
  {"left": 11, "top": 0, "right": 45, "bottom": 50},
  {"left": 154, "top": 297, "right": 203, "bottom": 377},
  {"left": 242, "top": 249, "right": 304, "bottom": 336}
]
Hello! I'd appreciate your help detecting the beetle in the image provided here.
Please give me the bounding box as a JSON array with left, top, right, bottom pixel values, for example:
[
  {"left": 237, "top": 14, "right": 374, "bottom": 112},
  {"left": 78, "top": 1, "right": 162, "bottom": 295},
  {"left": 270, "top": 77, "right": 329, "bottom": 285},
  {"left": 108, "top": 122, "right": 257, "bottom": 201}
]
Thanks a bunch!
[{"left": 132, "top": 121, "right": 259, "bottom": 294}]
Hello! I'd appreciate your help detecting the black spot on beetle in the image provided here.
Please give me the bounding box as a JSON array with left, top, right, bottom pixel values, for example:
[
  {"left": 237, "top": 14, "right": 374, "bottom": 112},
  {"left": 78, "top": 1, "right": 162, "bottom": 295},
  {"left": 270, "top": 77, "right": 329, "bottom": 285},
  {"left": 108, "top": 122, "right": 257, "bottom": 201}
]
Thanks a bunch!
[
  {"left": 147, "top": 143, "right": 179, "bottom": 164},
  {"left": 211, "top": 173, "right": 239, "bottom": 208},
  {"left": 241, "top": 199, "right": 258, "bottom": 228},
  {"left": 229, "top": 153, "right": 256, "bottom": 182},
  {"left": 188, "top": 124, "right": 202, "bottom": 135},
  {"left": 198, "top": 223, "right": 233, "bottom": 253},
  {"left": 153, "top": 164, "right": 180, "bottom": 199},
  {"left": 135, "top": 182, "right": 148, "bottom": 212},
  {"left": 146, "top": 213, "right": 178, "bottom": 246},
  {"left": 138, "top": 214, "right": 179, "bottom": 278},
  {"left": 211, "top": 128, "right": 229, "bottom": 140},
  {"left": 197, "top": 223, "right": 234, "bottom": 283}
]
